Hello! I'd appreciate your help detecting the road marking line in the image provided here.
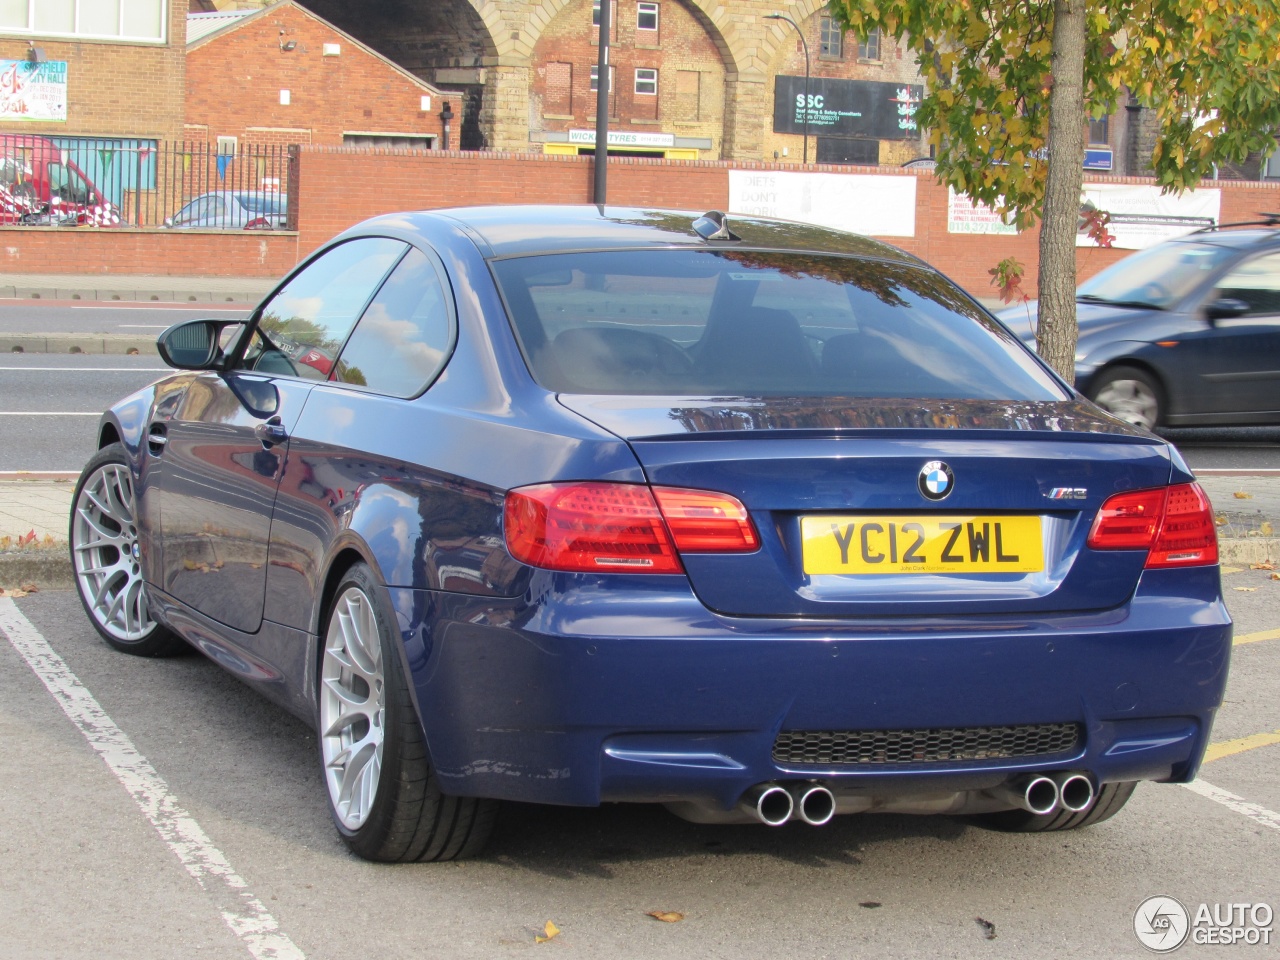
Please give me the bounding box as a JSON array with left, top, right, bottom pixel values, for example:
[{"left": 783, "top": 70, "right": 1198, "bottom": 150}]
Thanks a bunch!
[
  {"left": 0, "top": 367, "right": 168, "bottom": 372},
  {"left": 0, "top": 412, "right": 100, "bottom": 416},
  {"left": 1183, "top": 779, "right": 1280, "bottom": 832},
  {"left": 1202, "top": 729, "right": 1280, "bottom": 764},
  {"left": 1235, "top": 628, "right": 1280, "bottom": 646},
  {"left": 0, "top": 598, "right": 306, "bottom": 960}
]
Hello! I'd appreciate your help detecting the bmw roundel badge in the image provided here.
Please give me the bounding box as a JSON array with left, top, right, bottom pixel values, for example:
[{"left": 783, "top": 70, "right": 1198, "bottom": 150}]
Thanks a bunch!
[{"left": 918, "top": 460, "right": 954, "bottom": 501}]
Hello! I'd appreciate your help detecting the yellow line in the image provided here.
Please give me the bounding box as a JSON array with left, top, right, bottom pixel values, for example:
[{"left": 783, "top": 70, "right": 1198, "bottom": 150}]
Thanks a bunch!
[
  {"left": 1234, "top": 628, "right": 1280, "bottom": 646},
  {"left": 1203, "top": 729, "right": 1280, "bottom": 764}
]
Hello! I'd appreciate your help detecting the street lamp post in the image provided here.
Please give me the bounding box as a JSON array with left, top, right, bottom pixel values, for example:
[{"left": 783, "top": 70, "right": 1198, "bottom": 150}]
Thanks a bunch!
[{"left": 765, "top": 12, "right": 809, "bottom": 165}]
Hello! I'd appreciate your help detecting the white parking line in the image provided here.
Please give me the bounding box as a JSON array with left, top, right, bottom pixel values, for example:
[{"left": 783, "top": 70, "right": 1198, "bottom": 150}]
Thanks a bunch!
[
  {"left": 0, "top": 412, "right": 100, "bottom": 416},
  {"left": 0, "top": 598, "right": 306, "bottom": 960},
  {"left": 0, "top": 367, "right": 169, "bottom": 372},
  {"left": 1183, "top": 779, "right": 1280, "bottom": 832}
]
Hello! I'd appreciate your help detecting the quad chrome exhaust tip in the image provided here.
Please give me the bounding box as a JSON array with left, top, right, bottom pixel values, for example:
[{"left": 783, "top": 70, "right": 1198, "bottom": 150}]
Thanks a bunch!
[
  {"left": 789, "top": 783, "right": 836, "bottom": 826},
  {"left": 1056, "top": 772, "right": 1096, "bottom": 812},
  {"left": 740, "top": 783, "right": 795, "bottom": 826},
  {"left": 991, "top": 774, "right": 1060, "bottom": 815}
]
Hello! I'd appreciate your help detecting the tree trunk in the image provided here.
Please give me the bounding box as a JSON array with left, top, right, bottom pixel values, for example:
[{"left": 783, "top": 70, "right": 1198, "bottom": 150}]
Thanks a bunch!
[{"left": 1036, "top": 0, "right": 1088, "bottom": 380}]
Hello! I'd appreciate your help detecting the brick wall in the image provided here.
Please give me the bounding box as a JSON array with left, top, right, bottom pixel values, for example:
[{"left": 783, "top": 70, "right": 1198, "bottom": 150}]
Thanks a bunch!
[
  {"left": 528, "top": 0, "right": 726, "bottom": 152},
  {"left": 13, "top": 151, "right": 1280, "bottom": 304},
  {"left": 186, "top": 2, "right": 455, "bottom": 148},
  {"left": 0, "top": 228, "right": 296, "bottom": 277},
  {"left": 0, "top": 0, "right": 186, "bottom": 140}
]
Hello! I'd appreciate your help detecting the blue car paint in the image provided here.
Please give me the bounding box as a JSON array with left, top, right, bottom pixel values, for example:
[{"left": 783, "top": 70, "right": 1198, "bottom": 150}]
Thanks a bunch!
[{"left": 92, "top": 205, "right": 1231, "bottom": 817}]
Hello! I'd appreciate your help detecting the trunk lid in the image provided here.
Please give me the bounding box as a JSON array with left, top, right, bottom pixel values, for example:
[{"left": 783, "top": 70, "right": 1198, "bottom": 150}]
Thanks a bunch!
[{"left": 559, "top": 395, "right": 1174, "bottom": 617}]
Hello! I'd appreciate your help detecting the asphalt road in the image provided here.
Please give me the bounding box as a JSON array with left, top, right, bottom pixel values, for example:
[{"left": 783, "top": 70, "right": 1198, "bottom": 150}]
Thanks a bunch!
[
  {"left": 2, "top": 575, "right": 1276, "bottom": 960},
  {"left": 0, "top": 301, "right": 246, "bottom": 336}
]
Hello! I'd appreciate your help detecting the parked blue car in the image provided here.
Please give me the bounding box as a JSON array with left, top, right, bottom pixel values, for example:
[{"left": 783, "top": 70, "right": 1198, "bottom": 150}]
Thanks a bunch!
[{"left": 70, "top": 205, "right": 1230, "bottom": 862}]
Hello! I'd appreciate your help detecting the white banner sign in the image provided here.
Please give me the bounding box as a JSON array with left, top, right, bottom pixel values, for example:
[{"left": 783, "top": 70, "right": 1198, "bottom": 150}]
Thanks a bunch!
[
  {"left": 1079, "top": 183, "right": 1221, "bottom": 249},
  {"left": 0, "top": 60, "right": 67, "bottom": 123},
  {"left": 947, "top": 187, "right": 1018, "bottom": 235},
  {"left": 728, "top": 170, "right": 916, "bottom": 237}
]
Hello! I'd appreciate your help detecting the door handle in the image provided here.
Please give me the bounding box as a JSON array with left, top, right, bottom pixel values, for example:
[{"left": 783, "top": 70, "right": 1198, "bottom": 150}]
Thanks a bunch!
[
  {"left": 147, "top": 422, "right": 167, "bottom": 456},
  {"left": 255, "top": 419, "right": 288, "bottom": 445}
]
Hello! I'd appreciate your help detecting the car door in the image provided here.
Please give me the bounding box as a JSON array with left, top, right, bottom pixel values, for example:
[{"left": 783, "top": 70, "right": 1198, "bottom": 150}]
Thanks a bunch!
[
  {"left": 1172, "top": 251, "right": 1280, "bottom": 420},
  {"left": 151, "top": 237, "right": 409, "bottom": 633}
]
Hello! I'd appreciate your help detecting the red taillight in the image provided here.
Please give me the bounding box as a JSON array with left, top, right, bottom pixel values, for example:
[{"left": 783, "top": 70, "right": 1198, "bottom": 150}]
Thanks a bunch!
[
  {"left": 652, "top": 486, "right": 760, "bottom": 553},
  {"left": 1087, "top": 482, "right": 1217, "bottom": 568},
  {"left": 504, "top": 482, "right": 758, "bottom": 573}
]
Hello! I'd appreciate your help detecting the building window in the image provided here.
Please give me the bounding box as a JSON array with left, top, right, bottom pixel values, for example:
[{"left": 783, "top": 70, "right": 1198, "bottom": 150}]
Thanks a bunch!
[
  {"left": 1, "top": 0, "right": 166, "bottom": 42},
  {"left": 1087, "top": 113, "right": 1110, "bottom": 145},
  {"left": 590, "top": 64, "right": 615, "bottom": 92},
  {"left": 819, "top": 17, "right": 843, "bottom": 59},
  {"left": 637, "top": 2, "right": 658, "bottom": 31},
  {"left": 858, "top": 28, "right": 881, "bottom": 61},
  {"left": 634, "top": 68, "right": 657, "bottom": 96}
]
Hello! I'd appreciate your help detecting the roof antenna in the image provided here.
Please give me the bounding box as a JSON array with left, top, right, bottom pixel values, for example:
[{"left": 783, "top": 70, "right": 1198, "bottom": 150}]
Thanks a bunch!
[{"left": 692, "top": 210, "right": 740, "bottom": 241}]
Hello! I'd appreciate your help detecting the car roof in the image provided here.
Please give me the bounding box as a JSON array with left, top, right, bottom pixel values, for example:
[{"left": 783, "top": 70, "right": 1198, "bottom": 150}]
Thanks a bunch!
[
  {"left": 1176, "top": 226, "right": 1280, "bottom": 251},
  {"left": 358, "top": 204, "right": 922, "bottom": 263}
]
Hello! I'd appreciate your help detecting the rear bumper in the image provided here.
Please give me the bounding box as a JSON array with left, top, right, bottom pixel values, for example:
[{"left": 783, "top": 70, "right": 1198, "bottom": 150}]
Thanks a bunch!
[{"left": 390, "top": 566, "right": 1230, "bottom": 809}]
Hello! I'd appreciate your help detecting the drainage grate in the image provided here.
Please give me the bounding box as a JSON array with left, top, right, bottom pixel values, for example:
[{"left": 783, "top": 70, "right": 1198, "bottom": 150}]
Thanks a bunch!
[{"left": 773, "top": 723, "right": 1081, "bottom": 765}]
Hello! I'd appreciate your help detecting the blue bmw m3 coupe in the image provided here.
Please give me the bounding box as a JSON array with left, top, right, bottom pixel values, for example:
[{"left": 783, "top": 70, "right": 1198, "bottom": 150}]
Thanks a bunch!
[{"left": 70, "top": 205, "right": 1231, "bottom": 861}]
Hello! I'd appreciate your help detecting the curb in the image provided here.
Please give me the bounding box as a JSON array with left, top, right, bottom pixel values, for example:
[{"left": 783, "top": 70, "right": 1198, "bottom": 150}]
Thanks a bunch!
[
  {"left": 3, "top": 333, "right": 158, "bottom": 356},
  {"left": 4, "top": 538, "right": 1273, "bottom": 593},
  {"left": 0, "top": 551, "right": 73, "bottom": 590},
  {"left": 0, "top": 287, "right": 269, "bottom": 304}
]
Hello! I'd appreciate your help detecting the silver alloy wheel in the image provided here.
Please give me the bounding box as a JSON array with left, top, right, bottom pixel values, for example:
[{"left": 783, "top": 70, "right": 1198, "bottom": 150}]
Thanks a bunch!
[
  {"left": 1091, "top": 377, "right": 1159, "bottom": 430},
  {"left": 320, "top": 586, "right": 386, "bottom": 831},
  {"left": 71, "top": 462, "right": 155, "bottom": 642}
]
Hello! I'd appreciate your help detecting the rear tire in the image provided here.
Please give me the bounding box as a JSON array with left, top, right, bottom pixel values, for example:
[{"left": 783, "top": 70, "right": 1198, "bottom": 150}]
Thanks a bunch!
[
  {"left": 318, "top": 562, "right": 497, "bottom": 862},
  {"left": 1087, "top": 366, "right": 1164, "bottom": 430},
  {"left": 975, "top": 781, "right": 1137, "bottom": 832},
  {"left": 70, "top": 443, "right": 185, "bottom": 657}
]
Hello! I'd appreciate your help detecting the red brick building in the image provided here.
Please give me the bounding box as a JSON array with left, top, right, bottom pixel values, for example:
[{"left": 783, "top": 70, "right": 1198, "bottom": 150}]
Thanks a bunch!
[{"left": 186, "top": 1, "right": 461, "bottom": 150}]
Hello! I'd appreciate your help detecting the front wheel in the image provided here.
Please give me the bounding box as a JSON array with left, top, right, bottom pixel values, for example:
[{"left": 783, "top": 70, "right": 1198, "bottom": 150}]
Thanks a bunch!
[
  {"left": 1087, "top": 366, "right": 1164, "bottom": 430},
  {"left": 70, "top": 443, "right": 185, "bottom": 656},
  {"left": 318, "top": 562, "right": 497, "bottom": 862}
]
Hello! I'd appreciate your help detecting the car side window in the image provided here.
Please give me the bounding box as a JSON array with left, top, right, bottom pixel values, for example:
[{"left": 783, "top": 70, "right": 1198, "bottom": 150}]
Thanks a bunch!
[
  {"left": 244, "top": 237, "right": 408, "bottom": 380},
  {"left": 331, "top": 246, "right": 453, "bottom": 397},
  {"left": 1213, "top": 252, "right": 1280, "bottom": 317}
]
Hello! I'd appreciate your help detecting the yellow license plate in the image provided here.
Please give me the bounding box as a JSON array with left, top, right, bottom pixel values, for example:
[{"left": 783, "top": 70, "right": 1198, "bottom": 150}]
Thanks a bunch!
[{"left": 801, "top": 515, "right": 1044, "bottom": 574}]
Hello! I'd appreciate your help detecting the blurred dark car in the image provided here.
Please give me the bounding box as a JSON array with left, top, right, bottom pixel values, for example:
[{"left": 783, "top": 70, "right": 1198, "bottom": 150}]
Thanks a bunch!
[
  {"left": 70, "top": 205, "right": 1228, "bottom": 863},
  {"left": 999, "top": 218, "right": 1280, "bottom": 430}
]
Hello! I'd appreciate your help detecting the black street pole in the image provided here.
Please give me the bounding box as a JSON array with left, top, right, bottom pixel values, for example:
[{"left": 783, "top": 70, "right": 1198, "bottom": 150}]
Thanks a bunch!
[
  {"left": 593, "top": 0, "right": 611, "bottom": 204},
  {"left": 766, "top": 13, "right": 809, "bottom": 165}
]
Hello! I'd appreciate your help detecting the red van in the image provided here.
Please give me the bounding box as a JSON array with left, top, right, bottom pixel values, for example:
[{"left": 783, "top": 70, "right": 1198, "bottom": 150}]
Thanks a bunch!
[{"left": 0, "top": 134, "right": 120, "bottom": 225}]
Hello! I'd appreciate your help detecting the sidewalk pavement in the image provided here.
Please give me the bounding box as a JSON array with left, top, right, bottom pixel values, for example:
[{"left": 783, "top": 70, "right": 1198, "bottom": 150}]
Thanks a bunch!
[
  {"left": 0, "top": 272, "right": 275, "bottom": 305},
  {"left": 2, "top": 472, "right": 1276, "bottom": 590}
]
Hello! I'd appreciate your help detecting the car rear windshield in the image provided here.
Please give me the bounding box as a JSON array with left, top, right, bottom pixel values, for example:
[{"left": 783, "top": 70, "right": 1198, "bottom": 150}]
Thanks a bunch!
[
  {"left": 491, "top": 249, "right": 1066, "bottom": 400},
  {"left": 235, "top": 194, "right": 285, "bottom": 214}
]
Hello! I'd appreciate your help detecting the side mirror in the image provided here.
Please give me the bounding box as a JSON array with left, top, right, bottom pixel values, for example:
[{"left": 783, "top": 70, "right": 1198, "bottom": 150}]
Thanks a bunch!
[
  {"left": 1203, "top": 297, "right": 1250, "bottom": 324},
  {"left": 156, "top": 318, "right": 245, "bottom": 370}
]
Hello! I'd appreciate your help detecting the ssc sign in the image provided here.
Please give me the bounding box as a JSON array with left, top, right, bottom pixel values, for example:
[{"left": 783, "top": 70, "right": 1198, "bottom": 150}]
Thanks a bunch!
[{"left": 773, "top": 77, "right": 923, "bottom": 141}]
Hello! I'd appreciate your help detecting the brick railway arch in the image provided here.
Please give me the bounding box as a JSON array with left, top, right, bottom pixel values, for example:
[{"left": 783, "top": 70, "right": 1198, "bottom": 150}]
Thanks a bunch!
[
  {"left": 754, "top": 0, "right": 833, "bottom": 74},
  {"left": 493, "top": 0, "right": 742, "bottom": 76}
]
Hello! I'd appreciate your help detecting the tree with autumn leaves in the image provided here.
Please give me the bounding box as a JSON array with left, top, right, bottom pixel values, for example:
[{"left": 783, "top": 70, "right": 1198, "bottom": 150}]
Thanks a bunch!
[{"left": 828, "top": 0, "right": 1280, "bottom": 379}]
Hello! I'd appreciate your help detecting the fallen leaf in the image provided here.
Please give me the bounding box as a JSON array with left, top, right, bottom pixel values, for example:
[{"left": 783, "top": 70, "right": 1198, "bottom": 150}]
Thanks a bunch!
[
  {"left": 1271, "top": 573, "right": 1280, "bottom": 581},
  {"left": 1234, "top": 587, "right": 1258, "bottom": 592},
  {"left": 974, "top": 917, "right": 997, "bottom": 940},
  {"left": 1251, "top": 563, "right": 1275, "bottom": 571},
  {"left": 1262, "top": 522, "right": 1274, "bottom": 537},
  {"left": 647, "top": 911, "right": 684, "bottom": 923},
  {"left": 535, "top": 920, "right": 560, "bottom": 943},
  {"left": 1233, "top": 491, "right": 1253, "bottom": 499},
  {"left": 19, "top": 582, "right": 37, "bottom": 593},
  {"left": 19, "top": 529, "right": 36, "bottom": 546},
  {"left": 859, "top": 901, "right": 883, "bottom": 909}
]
